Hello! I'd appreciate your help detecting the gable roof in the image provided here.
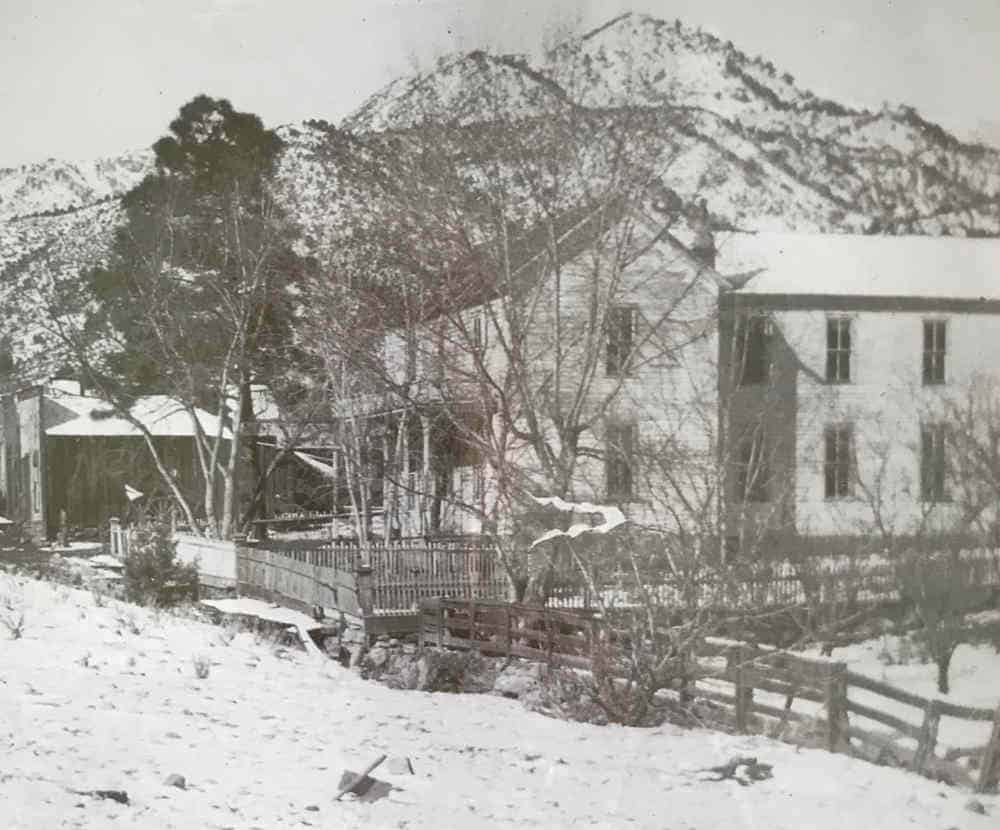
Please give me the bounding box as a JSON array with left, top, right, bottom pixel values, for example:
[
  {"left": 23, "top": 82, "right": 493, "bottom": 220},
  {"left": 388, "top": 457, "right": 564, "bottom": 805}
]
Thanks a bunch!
[
  {"left": 718, "top": 231, "right": 1000, "bottom": 301},
  {"left": 44, "top": 390, "right": 230, "bottom": 439}
]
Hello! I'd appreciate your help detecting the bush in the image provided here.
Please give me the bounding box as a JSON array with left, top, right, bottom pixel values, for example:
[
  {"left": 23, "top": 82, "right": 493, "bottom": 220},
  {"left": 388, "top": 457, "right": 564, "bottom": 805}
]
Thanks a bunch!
[
  {"left": 192, "top": 654, "right": 211, "bottom": 679},
  {"left": 123, "top": 521, "right": 199, "bottom": 607}
]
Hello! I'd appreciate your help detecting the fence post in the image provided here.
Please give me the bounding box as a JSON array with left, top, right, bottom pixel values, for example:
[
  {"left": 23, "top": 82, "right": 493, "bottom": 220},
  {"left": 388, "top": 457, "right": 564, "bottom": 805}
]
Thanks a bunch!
[
  {"left": 109, "top": 517, "right": 121, "bottom": 558},
  {"left": 729, "top": 644, "right": 753, "bottom": 733},
  {"left": 356, "top": 565, "right": 374, "bottom": 616},
  {"left": 976, "top": 703, "right": 1000, "bottom": 794},
  {"left": 438, "top": 602, "right": 446, "bottom": 648},
  {"left": 505, "top": 604, "right": 512, "bottom": 658},
  {"left": 914, "top": 700, "right": 942, "bottom": 774},
  {"left": 825, "top": 662, "right": 850, "bottom": 753}
]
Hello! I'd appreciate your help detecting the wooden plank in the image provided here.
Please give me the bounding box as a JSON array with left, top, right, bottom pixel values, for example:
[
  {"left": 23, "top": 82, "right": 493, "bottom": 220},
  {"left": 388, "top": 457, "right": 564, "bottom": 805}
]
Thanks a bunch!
[
  {"left": 738, "top": 674, "right": 825, "bottom": 704},
  {"left": 846, "top": 699, "right": 922, "bottom": 741},
  {"left": 751, "top": 700, "right": 811, "bottom": 723},
  {"left": 936, "top": 700, "right": 996, "bottom": 722},
  {"left": 693, "top": 686, "right": 738, "bottom": 707},
  {"left": 846, "top": 671, "right": 930, "bottom": 710}
]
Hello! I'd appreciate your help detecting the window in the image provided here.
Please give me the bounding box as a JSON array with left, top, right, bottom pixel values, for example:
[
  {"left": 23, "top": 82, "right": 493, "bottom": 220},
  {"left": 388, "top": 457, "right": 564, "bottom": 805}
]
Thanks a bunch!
[
  {"left": 824, "top": 425, "right": 854, "bottom": 499},
  {"left": 826, "top": 318, "right": 851, "bottom": 383},
  {"left": 920, "top": 423, "right": 948, "bottom": 502},
  {"left": 606, "top": 306, "right": 637, "bottom": 376},
  {"left": 923, "top": 320, "right": 946, "bottom": 385},
  {"left": 735, "top": 432, "right": 769, "bottom": 502},
  {"left": 472, "top": 313, "right": 487, "bottom": 354},
  {"left": 606, "top": 423, "right": 637, "bottom": 500},
  {"left": 736, "top": 314, "right": 770, "bottom": 385}
]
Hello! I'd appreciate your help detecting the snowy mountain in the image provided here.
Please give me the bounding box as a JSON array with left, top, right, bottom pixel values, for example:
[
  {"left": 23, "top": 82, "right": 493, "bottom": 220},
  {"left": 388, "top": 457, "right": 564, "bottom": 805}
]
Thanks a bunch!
[
  {"left": 346, "top": 13, "right": 1000, "bottom": 237},
  {"left": 3, "top": 12, "right": 1000, "bottom": 379},
  {"left": 0, "top": 151, "right": 152, "bottom": 222}
]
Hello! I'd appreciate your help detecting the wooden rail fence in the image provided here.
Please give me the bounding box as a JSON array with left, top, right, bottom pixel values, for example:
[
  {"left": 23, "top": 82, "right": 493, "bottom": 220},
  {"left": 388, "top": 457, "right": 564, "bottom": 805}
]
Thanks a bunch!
[{"left": 421, "top": 598, "right": 1000, "bottom": 793}]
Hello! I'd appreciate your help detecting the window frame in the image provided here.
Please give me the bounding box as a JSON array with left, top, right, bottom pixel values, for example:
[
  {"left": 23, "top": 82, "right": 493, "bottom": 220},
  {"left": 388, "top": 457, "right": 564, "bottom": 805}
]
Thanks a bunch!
[
  {"left": 736, "top": 313, "right": 771, "bottom": 386},
  {"left": 919, "top": 422, "right": 949, "bottom": 503},
  {"left": 823, "top": 423, "right": 854, "bottom": 500},
  {"left": 922, "top": 319, "right": 947, "bottom": 386},
  {"left": 605, "top": 305, "right": 638, "bottom": 378},
  {"left": 825, "top": 316, "right": 852, "bottom": 384},
  {"left": 471, "top": 312, "right": 488, "bottom": 355}
]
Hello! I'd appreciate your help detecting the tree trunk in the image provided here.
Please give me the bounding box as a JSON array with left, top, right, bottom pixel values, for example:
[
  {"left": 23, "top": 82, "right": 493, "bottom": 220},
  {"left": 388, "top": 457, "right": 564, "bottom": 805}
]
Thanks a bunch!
[{"left": 937, "top": 650, "right": 952, "bottom": 695}]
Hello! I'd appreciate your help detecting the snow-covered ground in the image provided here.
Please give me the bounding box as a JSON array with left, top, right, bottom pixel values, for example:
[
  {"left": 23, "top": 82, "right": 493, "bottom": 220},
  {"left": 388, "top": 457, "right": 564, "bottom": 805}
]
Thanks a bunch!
[{"left": 1, "top": 572, "right": 996, "bottom": 829}]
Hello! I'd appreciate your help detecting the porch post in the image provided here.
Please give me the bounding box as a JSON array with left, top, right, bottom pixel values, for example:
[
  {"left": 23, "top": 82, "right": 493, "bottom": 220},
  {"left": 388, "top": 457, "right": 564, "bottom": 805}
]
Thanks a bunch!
[{"left": 421, "top": 414, "right": 431, "bottom": 535}]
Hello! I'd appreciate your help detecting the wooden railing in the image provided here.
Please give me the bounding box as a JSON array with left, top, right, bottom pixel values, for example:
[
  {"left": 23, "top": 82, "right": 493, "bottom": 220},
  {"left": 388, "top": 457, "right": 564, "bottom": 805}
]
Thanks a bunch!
[
  {"left": 421, "top": 598, "right": 1000, "bottom": 793},
  {"left": 418, "top": 597, "right": 603, "bottom": 669}
]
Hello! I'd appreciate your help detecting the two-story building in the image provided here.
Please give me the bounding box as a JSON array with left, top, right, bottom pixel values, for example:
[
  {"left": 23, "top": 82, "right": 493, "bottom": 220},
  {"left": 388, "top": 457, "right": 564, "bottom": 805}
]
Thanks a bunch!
[
  {"left": 313, "top": 214, "right": 1000, "bottom": 558},
  {"left": 717, "top": 231, "right": 1000, "bottom": 556}
]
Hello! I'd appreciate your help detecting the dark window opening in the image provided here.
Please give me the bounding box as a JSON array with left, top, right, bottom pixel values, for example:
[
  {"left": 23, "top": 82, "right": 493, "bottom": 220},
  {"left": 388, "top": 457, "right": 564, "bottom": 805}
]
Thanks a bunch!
[
  {"left": 826, "top": 318, "right": 851, "bottom": 383},
  {"left": 920, "top": 423, "right": 949, "bottom": 502},
  {"left": 824, "top": 425, "right": 854, "bottom": 499},
  {"left": 736, "top": 315, "right": 770, "bottom": 386},
  {"left": 606, "top": 423, "right": 637, "bottom": 500},
  {"left": 606, "top": 306, "right": 637, "bottom": 377},
  {"left": 923, "top": 320, "right": 946, "bottom": 385}
]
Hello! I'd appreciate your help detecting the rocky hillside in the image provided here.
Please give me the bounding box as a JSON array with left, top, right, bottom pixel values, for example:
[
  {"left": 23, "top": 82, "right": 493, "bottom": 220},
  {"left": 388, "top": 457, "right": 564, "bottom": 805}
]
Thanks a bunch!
[{"left": 0, "top": 151, "right": 152, "bottom": 223}]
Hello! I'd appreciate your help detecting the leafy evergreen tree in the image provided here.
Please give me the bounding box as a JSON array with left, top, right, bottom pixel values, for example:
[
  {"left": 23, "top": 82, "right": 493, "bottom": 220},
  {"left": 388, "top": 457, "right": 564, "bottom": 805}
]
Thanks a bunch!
[
  {"left": 67, "top": 96, "right": 314, "bottom": 538},
  {"left": 123, "top": 520, "right": 199, "bottom": 607}
]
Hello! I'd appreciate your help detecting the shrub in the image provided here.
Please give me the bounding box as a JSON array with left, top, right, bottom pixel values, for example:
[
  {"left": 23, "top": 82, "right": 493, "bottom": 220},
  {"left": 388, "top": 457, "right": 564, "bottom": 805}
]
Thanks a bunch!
[
  {"left": 1, "top": 579, "right": 26, "bottom": 639},
  {"left": 123, "top": 521, "right": 199, "bottom": 607},
  {"left": 192, "top": 654, "right": 211, "bottom": 679}
]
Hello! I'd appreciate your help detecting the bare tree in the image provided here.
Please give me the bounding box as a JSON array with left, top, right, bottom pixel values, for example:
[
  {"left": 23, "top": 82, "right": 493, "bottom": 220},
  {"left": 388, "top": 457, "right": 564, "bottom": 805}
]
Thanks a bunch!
[{"left": 304, "top": 39, "right": 723, "bottom": 599}]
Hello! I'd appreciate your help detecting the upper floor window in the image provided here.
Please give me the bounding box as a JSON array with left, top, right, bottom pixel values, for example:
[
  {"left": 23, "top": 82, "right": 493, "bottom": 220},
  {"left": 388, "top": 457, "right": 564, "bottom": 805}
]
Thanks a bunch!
[
  {"left": 824, "top": 424, "right": 854, "bottom": 499},
  {"left": 920, "top": 423, "right": 949, "bottom": 502},
  {"left": 736, "top": 314, "right": 770, "bottom": 386},
  {"left": 826, "top": 317, "right": 851, "bottom": 383},
  {"left": 472, "top": 313, "right": 488, "bottom": 355},
  {"left": 605, "top": 423, "right": 637, "bottom": 500},
  {"left": 606, "top": 306, "right": 637, "bottom": 377},
  {"left": 922, "top": 320, "right": 946, "bottom": 385},
  {"left": 734, "top": 431, "right": 770, "bottom": 503}
]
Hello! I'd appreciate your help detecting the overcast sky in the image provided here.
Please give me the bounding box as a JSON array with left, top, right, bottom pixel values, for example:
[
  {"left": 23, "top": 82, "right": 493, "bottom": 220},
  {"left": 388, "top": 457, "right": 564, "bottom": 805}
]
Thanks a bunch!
[{"left": 2, "top": 0, "right": 998, "bottom": 167}]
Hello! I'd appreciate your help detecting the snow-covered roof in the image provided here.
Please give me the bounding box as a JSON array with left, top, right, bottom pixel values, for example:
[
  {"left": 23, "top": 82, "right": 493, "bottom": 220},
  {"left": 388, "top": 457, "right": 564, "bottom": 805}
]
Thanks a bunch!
[
  {"left": 44, "top": 391, "right": 230, "bottom": 439},
  {"left": 717, "top": 231, "right": 1000, "bottom": 301}
]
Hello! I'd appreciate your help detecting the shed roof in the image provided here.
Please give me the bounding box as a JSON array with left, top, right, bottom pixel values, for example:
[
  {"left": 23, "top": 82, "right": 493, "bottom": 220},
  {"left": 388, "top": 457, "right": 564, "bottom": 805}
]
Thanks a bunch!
[{"left": 717, "top": 232, "right": 1000, "bottom": 301}]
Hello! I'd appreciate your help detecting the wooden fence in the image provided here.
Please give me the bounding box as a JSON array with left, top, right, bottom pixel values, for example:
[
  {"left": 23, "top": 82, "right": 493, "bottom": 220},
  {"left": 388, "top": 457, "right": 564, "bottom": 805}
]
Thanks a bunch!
[
  {"left": 418, "top": 597, "right": 602, "bottom": 669},
  {"left": 237, "top": 544, "right": 370, "bottom": 618},
  {"left": 236, "top": 539, "right": 509, "bottom": 619},
  {"left": 546, "top": 548, "right": 1000, "bottom": 611},
  {"left": 367, "top": 540, "right": 508, "bottom": 612},
  {"left": 421, "top": 598, "right": 1000, "bottom": 793}
]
